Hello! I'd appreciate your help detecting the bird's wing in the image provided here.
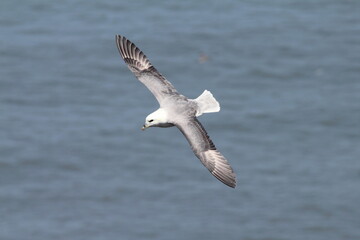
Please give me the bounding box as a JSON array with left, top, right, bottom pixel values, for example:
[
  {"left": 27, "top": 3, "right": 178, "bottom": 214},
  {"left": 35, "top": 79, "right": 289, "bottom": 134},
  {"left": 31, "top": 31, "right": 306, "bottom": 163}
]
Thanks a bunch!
[
  {"left": 115, "top": 35, "right": 179, "bottom": 105},
  {"left": 176, "top": 118, "right": 236, "bottom": 188}
]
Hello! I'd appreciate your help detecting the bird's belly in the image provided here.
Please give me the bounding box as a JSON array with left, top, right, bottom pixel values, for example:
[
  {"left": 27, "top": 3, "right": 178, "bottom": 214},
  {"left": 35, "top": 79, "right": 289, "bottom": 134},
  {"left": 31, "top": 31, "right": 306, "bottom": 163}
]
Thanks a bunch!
[{"left": 157, "top": 123, "right": 175, "bottom": 128}]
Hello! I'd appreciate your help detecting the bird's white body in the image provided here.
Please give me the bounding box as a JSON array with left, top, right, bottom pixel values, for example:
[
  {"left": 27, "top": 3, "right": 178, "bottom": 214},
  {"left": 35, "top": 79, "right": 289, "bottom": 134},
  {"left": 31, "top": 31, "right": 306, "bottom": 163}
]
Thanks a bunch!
[{"left": 145, "top": 90, "right": 220, "bottom": 128}]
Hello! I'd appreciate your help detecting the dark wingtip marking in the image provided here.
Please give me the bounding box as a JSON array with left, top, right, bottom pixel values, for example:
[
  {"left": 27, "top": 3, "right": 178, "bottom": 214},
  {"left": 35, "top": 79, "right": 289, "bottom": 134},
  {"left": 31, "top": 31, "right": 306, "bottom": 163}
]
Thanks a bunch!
[
  {"left": 201, "top": 149, "right": 236, "bottom": 188},
  {"left": 115, "top": 35, "right": 152, "bottom": 71},
  {"left": 213, "top": 170, "right": 236, "bottom": 188}
]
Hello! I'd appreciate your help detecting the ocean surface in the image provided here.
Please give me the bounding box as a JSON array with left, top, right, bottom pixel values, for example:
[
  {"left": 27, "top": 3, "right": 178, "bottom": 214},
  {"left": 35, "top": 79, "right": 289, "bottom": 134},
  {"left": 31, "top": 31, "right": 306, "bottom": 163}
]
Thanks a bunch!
[{"left": 1, "top": 1, "right": 360, "bottom": 239}]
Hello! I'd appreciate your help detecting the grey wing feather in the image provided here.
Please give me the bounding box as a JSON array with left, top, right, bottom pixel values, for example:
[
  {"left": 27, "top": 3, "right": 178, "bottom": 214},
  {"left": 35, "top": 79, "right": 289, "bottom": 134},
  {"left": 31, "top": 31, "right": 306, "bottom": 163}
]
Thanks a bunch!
[
  {"left": 115, "top": 35, "right": 179, "bottom": 105},
  {"left": 176, "top": 118, "right": 236, "bottom": 188}
]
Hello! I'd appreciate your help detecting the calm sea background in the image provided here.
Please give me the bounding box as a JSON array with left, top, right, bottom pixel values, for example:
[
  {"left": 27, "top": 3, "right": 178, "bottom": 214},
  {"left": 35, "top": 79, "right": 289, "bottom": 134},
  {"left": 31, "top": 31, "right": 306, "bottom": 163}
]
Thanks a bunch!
[{"left": 1, "top": 1, "right": 360, "bottom": 239}]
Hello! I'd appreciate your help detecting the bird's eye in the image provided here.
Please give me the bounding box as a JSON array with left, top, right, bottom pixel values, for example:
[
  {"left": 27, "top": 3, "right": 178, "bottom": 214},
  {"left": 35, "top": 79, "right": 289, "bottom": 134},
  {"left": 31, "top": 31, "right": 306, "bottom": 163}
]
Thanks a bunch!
[{"left": 149, "top": 119, "right": 154, "bottom": 122}]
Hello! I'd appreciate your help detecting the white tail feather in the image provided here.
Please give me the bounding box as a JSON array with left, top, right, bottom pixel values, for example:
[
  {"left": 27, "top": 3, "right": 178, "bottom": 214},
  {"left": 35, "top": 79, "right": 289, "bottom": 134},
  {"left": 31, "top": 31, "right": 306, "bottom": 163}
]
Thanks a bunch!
[{"left": 194, "top": 90, "right": 220, "bottom": 117}]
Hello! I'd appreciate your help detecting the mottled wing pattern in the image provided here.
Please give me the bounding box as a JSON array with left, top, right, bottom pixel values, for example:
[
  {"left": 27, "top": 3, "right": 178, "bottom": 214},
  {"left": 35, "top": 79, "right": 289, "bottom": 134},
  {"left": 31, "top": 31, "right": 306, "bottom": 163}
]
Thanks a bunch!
[
  {"left": 115, "top": 35, "right": 179, "bottom": 105},
  {"left": 177, "top": 118, "right": 236, "bottom": 188}
]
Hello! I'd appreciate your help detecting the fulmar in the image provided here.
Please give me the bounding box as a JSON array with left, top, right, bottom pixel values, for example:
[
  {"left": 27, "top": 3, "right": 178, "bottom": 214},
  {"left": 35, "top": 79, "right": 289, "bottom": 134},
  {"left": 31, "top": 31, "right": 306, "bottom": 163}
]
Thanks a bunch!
[{"left": 115, "top": 35, "right": 236, "bottom": 188}]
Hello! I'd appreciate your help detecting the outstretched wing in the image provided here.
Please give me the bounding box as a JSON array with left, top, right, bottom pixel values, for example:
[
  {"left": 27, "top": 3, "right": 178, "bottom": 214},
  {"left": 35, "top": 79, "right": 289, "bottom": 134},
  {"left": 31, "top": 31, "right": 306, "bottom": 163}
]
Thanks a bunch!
[
  {"left": 115, "top": 35, "right": 179, "bottom": 105},
  {"left": 176, "top": 118, "right": 236, "bottom": 188}
]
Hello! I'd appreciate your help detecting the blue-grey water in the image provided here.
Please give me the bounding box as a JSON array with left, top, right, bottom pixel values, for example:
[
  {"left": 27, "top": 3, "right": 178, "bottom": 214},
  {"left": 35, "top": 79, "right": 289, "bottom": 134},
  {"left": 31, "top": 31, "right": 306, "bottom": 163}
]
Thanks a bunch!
[{"left": 1, "top": 1, "right": 360, "bottom": 239}]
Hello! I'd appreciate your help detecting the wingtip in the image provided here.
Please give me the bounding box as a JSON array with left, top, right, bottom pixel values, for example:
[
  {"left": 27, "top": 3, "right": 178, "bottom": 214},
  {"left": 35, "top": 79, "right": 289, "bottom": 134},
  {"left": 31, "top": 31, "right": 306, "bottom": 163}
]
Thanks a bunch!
[
  {"left": 216, "top": 172, "right": 237, "bottom": 188},
  {"left": 115, "top": 35, "right": 152, "bottom": 71},
  {"left": 115, "top": 34, "right": 125, "bottom": 40},
  {"left": 226, "top": 174, "right": 237, "bottom": 188},
  {"left": 228, "top": 179, "right": 237, "bottom": 188},
  {"left": 199, "top": 149, "right": 236, "bottom": 188},
  {"left": 115, "top": 34, "right": 123, "bottom": 44}
]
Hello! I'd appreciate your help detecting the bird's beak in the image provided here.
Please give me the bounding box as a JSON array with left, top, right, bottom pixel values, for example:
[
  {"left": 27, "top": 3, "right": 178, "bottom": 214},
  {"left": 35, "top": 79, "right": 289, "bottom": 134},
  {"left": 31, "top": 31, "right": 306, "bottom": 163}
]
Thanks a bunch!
[{"left": 141, "top": 124, "right": 149, "bottom": 131}]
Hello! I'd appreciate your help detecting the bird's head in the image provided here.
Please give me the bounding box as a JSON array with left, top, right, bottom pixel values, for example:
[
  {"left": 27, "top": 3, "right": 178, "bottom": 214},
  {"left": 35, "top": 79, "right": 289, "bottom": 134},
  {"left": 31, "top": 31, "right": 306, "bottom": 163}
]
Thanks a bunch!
[{"left": 142, "top": 108, "right": 168, "bottom": 130}]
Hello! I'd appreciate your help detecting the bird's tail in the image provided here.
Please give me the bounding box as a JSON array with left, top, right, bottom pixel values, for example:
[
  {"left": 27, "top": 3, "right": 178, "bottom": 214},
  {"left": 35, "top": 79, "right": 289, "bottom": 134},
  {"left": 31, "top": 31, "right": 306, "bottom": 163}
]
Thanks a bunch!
[{"left": 194, "top": 90, "right": 220, "bottom": 117}]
